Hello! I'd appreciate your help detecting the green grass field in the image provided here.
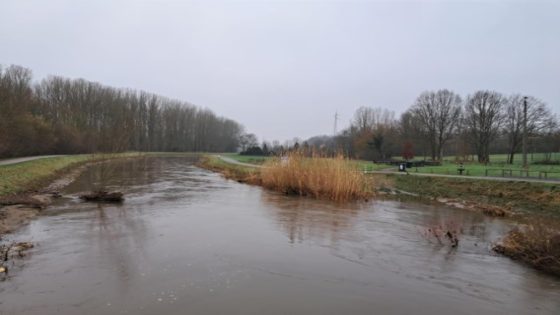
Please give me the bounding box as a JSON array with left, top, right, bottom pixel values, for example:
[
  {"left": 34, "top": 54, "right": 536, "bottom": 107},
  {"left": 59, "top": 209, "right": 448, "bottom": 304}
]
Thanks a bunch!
[
  {"left": 385, "top": 153, "right": 560, "bottom": 179},
  {"left": 224, "top": 152, "right": 560, "bottom": 179}
]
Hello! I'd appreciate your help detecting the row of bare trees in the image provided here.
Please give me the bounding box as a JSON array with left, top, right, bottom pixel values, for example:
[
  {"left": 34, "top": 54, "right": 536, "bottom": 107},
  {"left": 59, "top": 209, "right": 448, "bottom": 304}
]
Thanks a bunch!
[
  {"left": 407, "top": 90, "right": 556, "bottom": 163},
  {"left": 304, "top": 90, "right": 558, "bottom": 164},
  {"left": 0, "top": 65, "right": 245, "bottom": 158}
]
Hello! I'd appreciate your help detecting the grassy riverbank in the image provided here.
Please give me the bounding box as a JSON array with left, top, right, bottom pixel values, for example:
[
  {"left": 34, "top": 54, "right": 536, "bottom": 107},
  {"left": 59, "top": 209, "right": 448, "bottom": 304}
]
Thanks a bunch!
[
  {"left": 393, "top": 175, "right": 560, "bottom": 218},
  {"left": 0, "top": 153, "right": 141, "bottom": 197}
]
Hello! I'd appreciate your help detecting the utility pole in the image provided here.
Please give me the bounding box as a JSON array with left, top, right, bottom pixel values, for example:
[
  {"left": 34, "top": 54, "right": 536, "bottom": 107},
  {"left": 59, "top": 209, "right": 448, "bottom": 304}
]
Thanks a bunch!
[
  {"left": 333, "top": 111, "right": 339, "bottom": 136},
  {"left": 522, "top": 96, "right": 528, "bottom": 168}
]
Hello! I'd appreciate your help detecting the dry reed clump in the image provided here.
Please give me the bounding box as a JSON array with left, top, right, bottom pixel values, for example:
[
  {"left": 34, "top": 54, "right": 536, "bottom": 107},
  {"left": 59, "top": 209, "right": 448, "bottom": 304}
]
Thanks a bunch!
[
  {"left": 494, "top": 223, "right": 560, "bottom": 276},
  {"left": 260, "top": 152, "right": 373, "bottom": 202}
]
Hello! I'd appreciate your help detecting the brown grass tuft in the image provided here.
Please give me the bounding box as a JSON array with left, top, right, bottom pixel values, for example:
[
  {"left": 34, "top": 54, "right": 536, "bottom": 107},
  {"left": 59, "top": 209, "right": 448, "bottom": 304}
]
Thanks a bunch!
[
  {"left": 494, "top": 222, "right": 560, "bottom": 276},
  {"left": 260, "top": 152, "right": 373, "bottom": 202}
]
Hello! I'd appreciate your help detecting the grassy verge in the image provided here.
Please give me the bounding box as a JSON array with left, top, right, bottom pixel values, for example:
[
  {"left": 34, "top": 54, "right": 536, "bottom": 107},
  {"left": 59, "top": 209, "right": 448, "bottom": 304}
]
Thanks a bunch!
[
  {"left": 0, "top": 153, "right": 141, "bottom": 197},
  {"left": 392, "top": 175, "right": 560, "bottom": 218}
]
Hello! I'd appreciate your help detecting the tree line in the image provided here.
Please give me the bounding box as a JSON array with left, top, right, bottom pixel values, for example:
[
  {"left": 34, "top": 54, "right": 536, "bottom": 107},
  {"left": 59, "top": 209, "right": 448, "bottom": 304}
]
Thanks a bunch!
[
  {"left": 328, "top": 90, "right": 558, "bottom": 163},
  {"left": 0, "top": 64, "right": 245, "bottom": 158},
  {"left": 252, "top": 89, "right": 558, "bottom": 164}
]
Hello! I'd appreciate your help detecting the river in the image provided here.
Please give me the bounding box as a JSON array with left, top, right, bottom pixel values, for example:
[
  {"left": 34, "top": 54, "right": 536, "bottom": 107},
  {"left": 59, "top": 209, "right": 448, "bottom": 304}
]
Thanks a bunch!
[{"left": 1, "top": 157, "right": 559, "bottom": 314}]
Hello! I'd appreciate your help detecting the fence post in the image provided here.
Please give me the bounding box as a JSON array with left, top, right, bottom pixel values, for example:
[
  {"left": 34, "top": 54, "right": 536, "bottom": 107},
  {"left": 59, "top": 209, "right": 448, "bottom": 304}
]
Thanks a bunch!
[{"left": 485, "top": 169, "right": 488, "bottom": 176}]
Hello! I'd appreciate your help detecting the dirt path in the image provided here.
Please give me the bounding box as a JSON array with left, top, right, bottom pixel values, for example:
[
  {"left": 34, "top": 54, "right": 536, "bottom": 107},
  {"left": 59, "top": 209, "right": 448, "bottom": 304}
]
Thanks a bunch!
[{"left": 0, "top": 155, "right": 66, "bottom": 166}]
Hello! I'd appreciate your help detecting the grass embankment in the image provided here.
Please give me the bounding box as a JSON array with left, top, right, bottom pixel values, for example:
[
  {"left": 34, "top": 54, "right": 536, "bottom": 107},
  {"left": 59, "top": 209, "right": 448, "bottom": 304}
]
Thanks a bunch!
[
  {"left": 393, "top": 175, "right": 560, "bottom": 217},
  {"left": 0, "top": 153, "right": 140, "bottom": 197}
]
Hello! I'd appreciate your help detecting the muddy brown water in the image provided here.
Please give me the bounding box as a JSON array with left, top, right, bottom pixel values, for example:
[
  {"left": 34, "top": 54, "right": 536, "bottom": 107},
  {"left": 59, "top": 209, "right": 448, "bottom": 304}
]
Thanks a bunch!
[{"left": 1, "top": 157, "right": 559, "bottom": 314}]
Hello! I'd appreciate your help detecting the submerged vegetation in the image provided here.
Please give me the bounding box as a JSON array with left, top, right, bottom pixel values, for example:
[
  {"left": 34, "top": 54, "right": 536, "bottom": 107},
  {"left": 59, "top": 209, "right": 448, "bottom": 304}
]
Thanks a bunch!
[{"left": 0, "top": 153, "right": 140, "bottom": 197}]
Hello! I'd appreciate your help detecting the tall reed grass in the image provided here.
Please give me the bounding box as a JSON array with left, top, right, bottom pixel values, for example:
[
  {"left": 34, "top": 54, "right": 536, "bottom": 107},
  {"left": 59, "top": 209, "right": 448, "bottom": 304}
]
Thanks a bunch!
[{"left": 260, "top": 152, "right": 373, "bottom": 202}]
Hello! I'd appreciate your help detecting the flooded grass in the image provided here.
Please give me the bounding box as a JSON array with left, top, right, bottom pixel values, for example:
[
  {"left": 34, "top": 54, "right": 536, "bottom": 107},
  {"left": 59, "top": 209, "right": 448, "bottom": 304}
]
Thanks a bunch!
[
  {"left": 260, "top": 152, "right": 373, "bottom": 202},
  {"left": 494, "top": 222, "right": 560, "bottom": 276},
  {"left": 0, "top": 153, "right": 141, "bottom": 197}
]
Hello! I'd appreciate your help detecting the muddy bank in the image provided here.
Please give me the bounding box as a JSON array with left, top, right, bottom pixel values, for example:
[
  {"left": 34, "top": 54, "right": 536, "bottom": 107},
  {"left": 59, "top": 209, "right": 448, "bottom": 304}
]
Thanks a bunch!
[{"left": 0, "top": 157, "right": 134, "bottom": 237}]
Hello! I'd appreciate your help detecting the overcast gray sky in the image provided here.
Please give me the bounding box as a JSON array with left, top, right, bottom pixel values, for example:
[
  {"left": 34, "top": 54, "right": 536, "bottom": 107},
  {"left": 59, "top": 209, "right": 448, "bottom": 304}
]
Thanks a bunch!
[{"left": 1, "top": 0, "right": 558, "bottom": 142}]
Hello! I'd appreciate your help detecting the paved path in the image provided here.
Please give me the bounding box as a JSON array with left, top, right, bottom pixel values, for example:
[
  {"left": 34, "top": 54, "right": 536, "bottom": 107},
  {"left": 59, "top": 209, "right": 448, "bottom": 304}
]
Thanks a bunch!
[
  {"left": 215, "top": 155, "right": 560, "bottom": 185},
  {"left": 0, "top": 155, "right": 66, "bottom": 166},
  {"left": 216, "top": 155, "right": 264, "bottom": 168}
]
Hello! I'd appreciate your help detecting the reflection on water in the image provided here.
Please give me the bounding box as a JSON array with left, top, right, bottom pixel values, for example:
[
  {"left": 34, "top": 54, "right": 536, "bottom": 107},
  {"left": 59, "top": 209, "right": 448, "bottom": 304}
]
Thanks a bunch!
[{"left": 1, "top": 157, "right": 559, "bottom": 315}]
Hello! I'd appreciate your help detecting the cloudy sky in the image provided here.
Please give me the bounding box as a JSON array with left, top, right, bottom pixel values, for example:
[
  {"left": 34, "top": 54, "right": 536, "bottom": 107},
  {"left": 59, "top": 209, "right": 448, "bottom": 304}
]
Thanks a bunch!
[{"left": 1, "top": 0, "right": 558, "bottom": 142}]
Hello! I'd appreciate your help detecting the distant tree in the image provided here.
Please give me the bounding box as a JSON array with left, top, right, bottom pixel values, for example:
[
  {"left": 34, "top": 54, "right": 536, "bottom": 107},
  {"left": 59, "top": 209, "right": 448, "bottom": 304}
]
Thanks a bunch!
[
  {"left": 464, "top": 90, "right": 505, "bottom": 163},
  {"left": 503, "top": 95, "right": 554, "bottom": 164},
  {"left": 409, "top": 90, "right": 462, "bottom": 161},
  {"left": 261, "top": 142, "right": 270, "bottom": 156},
  {"left": 241, "top": 146, "right": 264, "bottom": 156}
]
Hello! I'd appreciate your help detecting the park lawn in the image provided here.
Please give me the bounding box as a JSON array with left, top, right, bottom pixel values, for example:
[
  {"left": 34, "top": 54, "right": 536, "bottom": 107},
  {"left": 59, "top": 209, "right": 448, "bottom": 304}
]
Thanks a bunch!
[
  {"left": 392, "top": 152, "right": 560, "bottom": 164},
  {"left": 409, "top": 161, "right": 560, "bottom": 179}
]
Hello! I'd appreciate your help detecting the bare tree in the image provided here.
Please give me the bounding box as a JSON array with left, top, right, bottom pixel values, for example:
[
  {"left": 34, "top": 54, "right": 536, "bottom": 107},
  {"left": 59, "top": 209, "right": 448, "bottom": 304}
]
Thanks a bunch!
[
  {"left": 409, "top": 90, "right": 462, "bottom": 161},
  {"left": 464, "top": 90, "right": 505, "bottom": 163},
  {"left": 503, "top": 95, "right": 554, "bottom": 164}
]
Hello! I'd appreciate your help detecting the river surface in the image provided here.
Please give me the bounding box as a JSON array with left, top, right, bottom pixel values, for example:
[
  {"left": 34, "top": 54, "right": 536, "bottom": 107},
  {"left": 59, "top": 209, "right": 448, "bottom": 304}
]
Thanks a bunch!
[{"left": 1, "top": 157, "right": 559, "bottom": 314}]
